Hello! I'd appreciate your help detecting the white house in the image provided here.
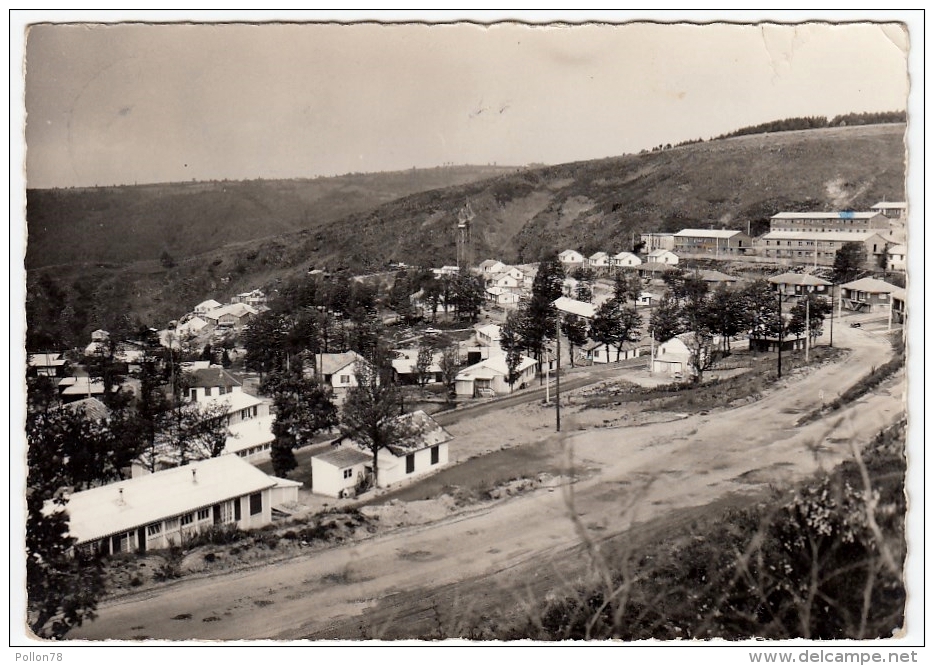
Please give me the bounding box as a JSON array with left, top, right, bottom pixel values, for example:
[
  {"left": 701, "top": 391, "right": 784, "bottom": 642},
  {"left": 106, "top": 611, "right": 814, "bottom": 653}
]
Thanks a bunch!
[
  {"left": 91, "top": 329, "right": 110, "bottom": 342},
  {"left": 887, "top": 244, "right": 906, "bottom": 272},
  {"left": 647, "top": 249, "right": 679, "bottom": 265},
  {"left": 310, "top": 351, "right": 368, "bottom": 402},
  {"left": 492, "top": 272, "right": 522, "bottom": 290},
  {"left": 186, "top": 367, "right": 243, "bottom": 403},
  {"left": 558, "top": 249, "right": 585, "bottom": 267},
  {"left": 313, "top": 411, "right": 451, "bottom": 496},
  {"left": 311, "top": 447, "right": 372, "bottom": 499},
  {"left": 651, "top": 335, "right": 692, "bottom": 377},
  {"left": 611, "top": 252, "right": 642, "bottom": 268},
  {"left": 636, "top": 291, "right": 659, "bottom": 307},
  {"left": 587, "top": 252, "right": 611, "bottom": 269},
  {"left": 50, "top": 455, "right": 283, "bottom": 556},
  {"left": 231, "top": 289, "right": 267, "bottom": 307},
  {"left": 486, "top": 286, "right": 520, "bottom": 306},
  {"left": 175, "top": 316, "right": 209, "bottom": 338},
  {"left": 391, "top": 349, "right": 443, "bottom": 384},
  {"left": 194, "top": 299, "right": 223, "bottom": 316},
  {"left": 475, "top": 323, "right": 502, "bottom": 348},
  {"left": 870, "top": 202, "right": 907, "bottom": 220},
  {"left": 553, "top": 296, "right": 596, "bottom": 320},
  {"left": 205, "top": 302, "right": 258, "bottom": 328},
  {"left": 478, "top": 259, "right": 507, "bottom": 276},
  {"left": 584, "top": 339, "right": 644, "bottom": 364},
  {"left": 225, "top": 413, "right": 276, "bottom": 461},
  {"left": 455, "top": 353, "right": 537, "bottom": 397}
]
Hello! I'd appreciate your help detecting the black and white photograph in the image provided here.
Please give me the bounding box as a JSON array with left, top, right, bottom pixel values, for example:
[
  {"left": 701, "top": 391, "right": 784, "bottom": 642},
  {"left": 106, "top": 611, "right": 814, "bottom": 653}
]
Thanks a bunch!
[{"left": 12, "top": 9, "right": 923, "bottom": 655}]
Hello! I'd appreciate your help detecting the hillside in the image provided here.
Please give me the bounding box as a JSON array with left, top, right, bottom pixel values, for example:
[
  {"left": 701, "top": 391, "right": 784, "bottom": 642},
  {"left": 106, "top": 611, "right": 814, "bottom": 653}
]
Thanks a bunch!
[
  {"left": 25, "top": 165, "right": 519, "bottom": 270},
  {"left": 25, "top": 123, "right": 906, "bottom": 347}
]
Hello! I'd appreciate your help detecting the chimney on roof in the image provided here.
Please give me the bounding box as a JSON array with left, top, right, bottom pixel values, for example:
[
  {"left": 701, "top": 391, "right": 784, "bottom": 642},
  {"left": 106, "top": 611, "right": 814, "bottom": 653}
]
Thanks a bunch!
[
  {"left": 118, "top": 487, "right": 125, "bottom": 504},
  {"left": 192, "top": 469, "right": 198, "bottom": 483}
]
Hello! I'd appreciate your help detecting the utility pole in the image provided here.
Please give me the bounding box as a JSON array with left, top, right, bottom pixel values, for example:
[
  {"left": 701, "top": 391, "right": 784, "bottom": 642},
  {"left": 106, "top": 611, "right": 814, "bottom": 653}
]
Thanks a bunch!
[
  {"left": 777, "top": 289, "right": 783, "bottom": 379},
  {"left": 829, "top": 283, "right": 835, "bottom": 348},
  {"left": 804, "top": 288, "right": 811, "bottom": 364},
  {"left": 555, "top": 313, "right": 561, "bottom": 432}
]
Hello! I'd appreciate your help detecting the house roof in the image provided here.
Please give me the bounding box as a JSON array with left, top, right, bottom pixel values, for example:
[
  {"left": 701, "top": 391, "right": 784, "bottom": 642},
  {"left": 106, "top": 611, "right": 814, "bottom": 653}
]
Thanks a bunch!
[
  {"left": 589, "top": 251, "right": 609, "bottom": 260},
  {"left": 51, "top": 455, "right": 277, "bottom": 545},
  {"left": 391, "top": 349, "right": 443, "bottom": 375},
  {"left": 187, "top": 367, "right": 243, "bottom": 389},
  {"left": 386, "top": 410, "right": 453, "bottom": 456},
  {"left": 770, "top": 211, "right": 882, "bottom": 220},
  {"left": 478, "top": 259, "right": 504, "bottom": 271},
  {"left": 195, "top": 299, "right": 223, "bottom": 311},
  {"left": 840, "top": 277, "right": 898, "bottom": 293},
  {"left": 456, "top": 353, "right": 537, "bottom": 382},
  {"left": 553, "top": 296, "right": 596, "bottom": 319},
  {"left": 314, "top": 351, "right": 366, "bottom": 377},
  {"left": 225, "top": 414, "right": 276, "bottom": 453},
  {"left": 61, "top": 397, "right": 111, "bottom": 421},
  {"left": 476, "top": 323, "right": 502, "bottom": 340},
  {"left": 890, "top": 287, "right": 907, "bottom": 302},
  {"left": 205, "top": 391, "right": 265, "bottom": 416},
  {"left": 213, "top": 303, "right": 258, "bottom": 319},
  {"left": 767, "top": 273, "right": 832, "bottom": 287},
  {"left": 674, "top": 229, "right": 746, "bottom": 238},
  {"left": 559, "top": 249, "right": 583, "bottom": 260},
  {"left": 613, "top": 251, "right": 641, "bottom": 261},
  {"left": 887, "top": 244, "right": 907, "bottom": 254},
  {"left": 871, "top": 202, "right": 906, "bottom": 209},
  {"left": 697, "top": 269, "right": 739, "bottom": 283},
  {"left": 28, "top": 353, "right": 66, "bottom": 368},
  {"left": 61, "top": 378, "right": 105, "bottom": 396},
  {"left": 314, "top": 446, "right": 373, "bottom": 469},
  {"left": 760, "top": 230, "right": 887, "bottom": 242}
]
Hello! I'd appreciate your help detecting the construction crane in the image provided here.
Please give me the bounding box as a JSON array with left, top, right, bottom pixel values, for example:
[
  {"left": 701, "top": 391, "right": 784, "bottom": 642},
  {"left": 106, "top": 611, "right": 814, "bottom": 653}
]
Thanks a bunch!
[{"left": 456, "top": 199, "right": 476, "bottom": 271}]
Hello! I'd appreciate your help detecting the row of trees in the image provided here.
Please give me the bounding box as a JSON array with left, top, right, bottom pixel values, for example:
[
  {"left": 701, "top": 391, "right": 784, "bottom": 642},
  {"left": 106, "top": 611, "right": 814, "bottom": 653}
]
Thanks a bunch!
[{"left": 650, "top": 271, "right": 832, "bottom": 383}]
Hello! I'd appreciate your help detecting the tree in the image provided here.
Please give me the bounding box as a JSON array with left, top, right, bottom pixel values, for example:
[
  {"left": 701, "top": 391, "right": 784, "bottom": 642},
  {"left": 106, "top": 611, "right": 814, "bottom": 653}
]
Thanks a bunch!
[
  {"left": 414, "top": 341, "right": 435, "bottom": 394},
  {"left": 26, "top": 411, "right": 107, "bottom": 638},
  {"left": 438, "top": 345, "right": 460, "bottom": 403},
  {"left": 650, "top": 294, "right": 684, "bottom": 343},
  {"left": 523, "top": 253, "right": 566, "bottom": 361},
  {"left": 589, "top": 300, "right": 644, "bottom": 362},
  {"left": 679, "top": 279, "right": 717, "bottom": 384},
  {"left": 833, "top": 242, "right": 867, "bottom": 284},
  {"left": 707, "top": 285, "right": 750, "bottom": 353},
  {"left": 500, "top": 309, "right": 527, "bottom": 392},
  {"left": 157, "top": 399, "right": 232, "bottom": 468},
  {"left": 613, "top": 269, "right": 643, "bottom": 308},
  {"left": 262, "top": 368, "right": 339, "bottom": 477},
  {"left": 560, "top": 313, "right": 588, "bottom": 368},
  {"left": 574, "top": 281, "right": 593, "bottom": 303},
  {"left": 743, "top": 280, "right": 782, "bottom": 346},
  {"left": 340, "top": 352, "right": 414, "bottom": 484},
  {"left": 789, "top": 293, "right": 834, "bottom": 345}
]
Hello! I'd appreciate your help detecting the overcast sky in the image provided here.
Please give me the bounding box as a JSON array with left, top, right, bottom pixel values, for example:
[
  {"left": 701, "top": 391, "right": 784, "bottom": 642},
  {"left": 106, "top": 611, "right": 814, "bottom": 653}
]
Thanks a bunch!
[{"left": 24, "top": 20, "right": 909, "bottom": 189}]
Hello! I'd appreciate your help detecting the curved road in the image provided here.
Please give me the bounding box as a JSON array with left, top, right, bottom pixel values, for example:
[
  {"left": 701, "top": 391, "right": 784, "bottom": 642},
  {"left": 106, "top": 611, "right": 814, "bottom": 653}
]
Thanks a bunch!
[{"left": 71, "top": 324, "right": 904, "bottom": 641}]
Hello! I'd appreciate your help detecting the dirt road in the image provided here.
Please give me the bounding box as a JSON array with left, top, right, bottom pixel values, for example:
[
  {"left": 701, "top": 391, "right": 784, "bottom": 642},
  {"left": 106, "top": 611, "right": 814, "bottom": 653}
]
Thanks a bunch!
[{"left": 70, "top": 324, "right": 904, "bottom": 641}]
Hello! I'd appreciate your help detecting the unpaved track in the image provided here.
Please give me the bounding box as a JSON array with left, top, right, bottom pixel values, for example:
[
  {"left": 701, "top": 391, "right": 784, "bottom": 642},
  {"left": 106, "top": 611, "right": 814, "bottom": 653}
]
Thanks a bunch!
[{"left": 71, "top": 325, "right": 904, "bottom": 641}]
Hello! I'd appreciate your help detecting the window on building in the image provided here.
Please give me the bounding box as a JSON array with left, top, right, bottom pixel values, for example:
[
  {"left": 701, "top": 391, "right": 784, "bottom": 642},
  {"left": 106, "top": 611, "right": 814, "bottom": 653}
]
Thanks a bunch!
[
  {"left": 197, "top": 508, "right": 210, "bottom": 521},
  {"left": 164, "top": 518, "right": 179, "bottom": 531},
  {"left": 431, "top": 446, "right": 439, "bottom": 465},
  {"left": 406, "top": 454, "right": 415, "bottom": 474},
  {"left": 204, "top": 387, "right": 212, "bottom": 397},
  {"left": 249, "top": 493, "right": 262, "bottom": 516},
  {"left": 146, "top": 523, "right": 162, "bottom": 537},
  {"left": 234, "top": 498, "right": 242, "bottom": 521},
  {"left": 340, "top": 375, "right": 350, "bottom": 385},
  {"left": 181, "top": 513, "right": 194, "bottom": 526},
  {"left": 218, "top": 386, "right": 226, "bottom": 395},
  {"left": 343, "top": 468, "right": 353, "bottom": 479}
]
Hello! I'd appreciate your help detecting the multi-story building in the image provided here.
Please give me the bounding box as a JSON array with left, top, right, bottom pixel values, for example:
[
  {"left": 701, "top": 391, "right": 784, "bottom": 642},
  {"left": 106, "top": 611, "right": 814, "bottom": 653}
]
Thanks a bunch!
[
  {"left": 640, "top": 233, "right": 675, "bottom": 252},
  {"left": 672, "top": 229, "right": 752, "bottom": 257},
  {"left": 769, "top": 211, "right": 889, "bottom": 233},
  {"left": 757, "top": 230, "right": 888, "bottom": 267}
]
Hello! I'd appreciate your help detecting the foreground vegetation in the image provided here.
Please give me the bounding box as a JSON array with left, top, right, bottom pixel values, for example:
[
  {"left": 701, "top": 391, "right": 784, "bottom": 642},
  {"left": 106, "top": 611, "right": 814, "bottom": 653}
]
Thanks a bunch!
[{"left": 455, "top": 418, "right": 907, "bottom": 641}]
